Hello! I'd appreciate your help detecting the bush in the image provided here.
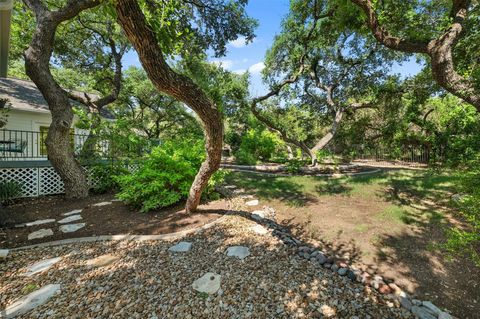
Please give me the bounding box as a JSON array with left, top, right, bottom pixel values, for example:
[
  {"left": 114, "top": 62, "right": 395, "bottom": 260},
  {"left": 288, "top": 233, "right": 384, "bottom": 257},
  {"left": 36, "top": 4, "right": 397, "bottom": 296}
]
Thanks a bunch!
[
  {"left": 90, "top": 162, "right": 130, "bottom": 194},
  {"left": 0, "top": 181, "right": 22, "bottom": 205},
  {"left": 236, "top": 128, "right": 284, "bottom": 164},
  {"left": 115, "top": 140, "right": 223, "bottom": 212}
]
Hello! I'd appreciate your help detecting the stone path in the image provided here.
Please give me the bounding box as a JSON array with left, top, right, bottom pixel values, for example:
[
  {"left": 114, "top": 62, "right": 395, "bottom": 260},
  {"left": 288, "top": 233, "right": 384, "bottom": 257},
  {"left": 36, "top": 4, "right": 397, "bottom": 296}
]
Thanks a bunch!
[
  {"left": 57, "top": 215, "right": 82, "bottom": 224},
  {"left": 24, "top": 257, "right": 62, "bottom": 277},
  {"left": 2, "top": 195, "right": 455, "bottom": 318},
  {"left": 3, "top": 284, "right": 61, "bottom": 318},
  {"left": 168, "top": 241, "right": 192, "bottom": 252},
  {"left": 27, "top": 228, "right": 54, "bottom": 240},
  {"left": 59, "top": 223, "right": 86, "bottom": 233}
]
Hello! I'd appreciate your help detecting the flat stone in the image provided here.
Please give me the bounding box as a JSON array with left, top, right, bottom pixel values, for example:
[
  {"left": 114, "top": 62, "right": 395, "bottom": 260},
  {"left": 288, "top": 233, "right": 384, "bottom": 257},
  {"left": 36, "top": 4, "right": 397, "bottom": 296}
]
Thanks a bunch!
[
  {"left": 439, "top": 312, "right": 453, "bottom": 319},
  {"left": 86, "top": 254, "right": 120, "bottom": 267},
  {"left": 63, "top": 209, "right": 82, "bottom": 216},
  {"left": 250, "top": 224, "right": 268, "bottom": 235},
  {"left": 57, "top": 215, "right": 82, "bottom": 224},
  {"left": 422, "top": 301, "right": 442, "bottom": 315},
  {"left": 59, "top": 223, "right": 86, "bottom": 233},
  {"left": 399, "top": 296, "right": 413, "bottom": 310},
  {"left": 192, "top": 272, "right": 221, "bottom": 294},
  {"left": 4, "top": 284, "right": 61, "bottom": 318},
  {"left": 223, "top": 185, "right": 237, "bottom": 189},
  {"left": 251, "top": 210, "right": 265, "bottom": 221},
  {"left": 93, "top": 201, "right": 112, "bottom": 207},
  {"left": 0, "top": 249, "right": 9, "bottom": 259},
  {"left": 168, "top": 241, "right": 192, "bottom": 252},
  {"left": 226, "top": 246, "right": 250, "bottom": 260},
  {"left": 411, "top": 306, "right": 437, "bottom": 319},
  {"left": 28, "top": 228, "right": 54, "bottom": 240},
  {"left": 24, "top": 257, "right": 62, "bottom": 276},
  {"left": 23, "top": 219, "right": 56, "bottom": 227},
  {"left": 245, "top": 199, "right": 259, "bottom": 206}
]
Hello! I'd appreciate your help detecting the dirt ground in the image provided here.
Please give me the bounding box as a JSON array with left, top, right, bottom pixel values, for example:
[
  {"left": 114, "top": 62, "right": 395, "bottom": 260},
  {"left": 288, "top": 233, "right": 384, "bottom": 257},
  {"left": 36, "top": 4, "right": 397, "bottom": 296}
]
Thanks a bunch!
[
  {"left": 226, "top": 169, "right": 480, "bottom": 319},
  {"left": 1, "top": 194, "right": 227, "bottom": 249}
]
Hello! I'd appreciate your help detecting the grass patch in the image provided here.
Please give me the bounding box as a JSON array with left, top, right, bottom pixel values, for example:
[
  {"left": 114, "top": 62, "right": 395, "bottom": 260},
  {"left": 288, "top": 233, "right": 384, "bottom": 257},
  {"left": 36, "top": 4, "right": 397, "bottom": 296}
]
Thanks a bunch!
[
  {"left": 376, "top": 206, "right": 414, "bottom": 225},
  {"left": 354, "top": 224, "right": 369, "bottom": 232}
]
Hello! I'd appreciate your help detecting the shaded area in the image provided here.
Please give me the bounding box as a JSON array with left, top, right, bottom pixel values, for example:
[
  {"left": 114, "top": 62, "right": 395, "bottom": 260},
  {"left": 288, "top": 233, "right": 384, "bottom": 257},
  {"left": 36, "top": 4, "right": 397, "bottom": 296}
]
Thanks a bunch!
[
  {"left": 0, "top": 215, "right": 410, "bottom": 318},
  {"left": 1, "top": 194, "right": 226, "bottom": 248},
  {"left": 226, "top": 168, "right": 480, "bottom": 318}
]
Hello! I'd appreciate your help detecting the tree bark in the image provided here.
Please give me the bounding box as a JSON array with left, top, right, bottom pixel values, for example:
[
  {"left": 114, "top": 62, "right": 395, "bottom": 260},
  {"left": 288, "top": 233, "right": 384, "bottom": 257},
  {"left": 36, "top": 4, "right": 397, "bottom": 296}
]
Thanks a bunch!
[
  {"left": 350, "top": 0, "right": 480, "bottom": 112},
  {"left": 114, "top": 0, "right": 223, "bottom": 212},
  {"left": 23, "top": 0, "right": 101, "bottom": 198}
]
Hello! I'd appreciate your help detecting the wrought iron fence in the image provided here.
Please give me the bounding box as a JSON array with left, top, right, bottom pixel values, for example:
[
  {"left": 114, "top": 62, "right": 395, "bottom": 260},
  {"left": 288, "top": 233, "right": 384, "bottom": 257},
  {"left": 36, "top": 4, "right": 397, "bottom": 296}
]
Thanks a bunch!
[
  {"left": 353, "top": 145, "right": 444, "bottom": 164},
  {"left": 0, "top": 129, "right": 100, "bottom": 160}
]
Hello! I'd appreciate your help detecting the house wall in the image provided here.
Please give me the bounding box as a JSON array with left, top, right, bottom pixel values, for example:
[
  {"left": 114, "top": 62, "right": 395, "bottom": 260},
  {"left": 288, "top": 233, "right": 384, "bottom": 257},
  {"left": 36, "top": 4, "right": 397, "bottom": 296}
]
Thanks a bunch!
[{"left": 3, "top": 109, "right": 86, "bottom": 134}]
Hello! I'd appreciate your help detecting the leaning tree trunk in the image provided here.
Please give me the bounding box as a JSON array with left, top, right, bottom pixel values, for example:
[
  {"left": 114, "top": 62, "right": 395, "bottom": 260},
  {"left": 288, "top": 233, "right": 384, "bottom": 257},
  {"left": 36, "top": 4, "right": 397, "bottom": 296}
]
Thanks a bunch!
[
  {"left": 22, "top": 1, "right": 97, "bottom": 198},
  {"left": 114, "top": 0, "right": 223, "bottom": 212}
]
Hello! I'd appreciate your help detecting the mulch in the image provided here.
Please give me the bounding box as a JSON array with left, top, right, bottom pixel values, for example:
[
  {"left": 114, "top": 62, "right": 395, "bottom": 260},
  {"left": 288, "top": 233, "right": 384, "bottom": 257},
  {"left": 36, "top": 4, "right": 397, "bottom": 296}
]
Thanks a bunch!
[{"left": 0, "top": 193, "right": 227, "bottom": 249}]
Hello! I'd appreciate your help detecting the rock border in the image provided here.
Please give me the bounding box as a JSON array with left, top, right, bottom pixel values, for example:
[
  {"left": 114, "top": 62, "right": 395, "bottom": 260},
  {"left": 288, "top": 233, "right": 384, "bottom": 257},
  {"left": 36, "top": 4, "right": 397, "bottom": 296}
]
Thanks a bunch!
[{"left": 11, "top": 215, "right": 228, "bottom": 251}]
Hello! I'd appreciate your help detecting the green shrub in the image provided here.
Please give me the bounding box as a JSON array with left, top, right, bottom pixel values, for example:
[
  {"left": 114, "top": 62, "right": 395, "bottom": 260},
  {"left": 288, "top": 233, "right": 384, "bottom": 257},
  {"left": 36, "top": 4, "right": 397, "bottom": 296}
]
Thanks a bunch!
[
  {"left": 236, "top": 128, "right": 284, "bottom": 164},
  {"left": 0, "top": 181, "right": 22, "bottom": 205},
  {"left": 115, "top": 140, "right": 223, "bottom": 212},
  {"left": 90, "top": 162, "right": 130, "bottom": 194}
]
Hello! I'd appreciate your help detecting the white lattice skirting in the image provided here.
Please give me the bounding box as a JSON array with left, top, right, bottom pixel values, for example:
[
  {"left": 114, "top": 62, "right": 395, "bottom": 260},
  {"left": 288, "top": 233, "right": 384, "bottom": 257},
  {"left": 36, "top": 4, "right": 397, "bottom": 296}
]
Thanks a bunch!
[{"left": 0, "top": 166, "right": 98, "bottom": 197}]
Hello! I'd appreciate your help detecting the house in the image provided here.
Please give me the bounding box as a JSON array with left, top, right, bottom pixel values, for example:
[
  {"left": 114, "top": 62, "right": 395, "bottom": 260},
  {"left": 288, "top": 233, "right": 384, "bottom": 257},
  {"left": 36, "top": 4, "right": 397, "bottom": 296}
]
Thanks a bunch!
[{"left": 0, "top": 77, "right": 112, "bottom": 160}]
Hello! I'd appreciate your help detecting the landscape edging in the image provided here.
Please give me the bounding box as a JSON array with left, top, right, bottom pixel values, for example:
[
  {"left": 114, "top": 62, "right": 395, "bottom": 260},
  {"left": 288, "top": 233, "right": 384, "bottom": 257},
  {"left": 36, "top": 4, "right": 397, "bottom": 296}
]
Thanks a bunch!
[{"left": 11, "top": 215, "right": 227, "bottom": 251}]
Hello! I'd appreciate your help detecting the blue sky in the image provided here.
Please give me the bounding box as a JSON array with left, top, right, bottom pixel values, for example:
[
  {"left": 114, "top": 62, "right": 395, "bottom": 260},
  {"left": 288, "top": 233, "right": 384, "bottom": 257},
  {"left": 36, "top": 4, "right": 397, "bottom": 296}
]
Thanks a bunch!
[{"left": 122, "top": 0, "right": 423, "bottom": 97}]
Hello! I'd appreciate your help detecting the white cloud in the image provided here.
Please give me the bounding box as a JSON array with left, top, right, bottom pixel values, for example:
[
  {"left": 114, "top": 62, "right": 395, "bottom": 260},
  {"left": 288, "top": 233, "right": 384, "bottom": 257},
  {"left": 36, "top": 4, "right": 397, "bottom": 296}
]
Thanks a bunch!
[
  {"left": 248, "top": 62, "right": 265, "bottom": 74},
  {"left": 229, "top": 36, "right": 248, "bottom": 48},
  {"left": 211, "top": 59, "right": 234, "bottom": 70}
]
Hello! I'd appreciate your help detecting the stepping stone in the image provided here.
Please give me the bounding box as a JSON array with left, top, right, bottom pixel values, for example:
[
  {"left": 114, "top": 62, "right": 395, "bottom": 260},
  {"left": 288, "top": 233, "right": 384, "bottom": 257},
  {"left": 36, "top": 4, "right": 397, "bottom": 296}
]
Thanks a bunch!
[
  {"left": 168, "top": 241, "right": 192, "bottom": 252},
  {"left": 59, "top": 223, "right": 86, "bottom": 233},
  {"left": 4, "top": 284, "right": 61, "bottom": 318},
  {"left": 223, "top": 185, "right": 237, "bottom": 189},
  {"left": 28, "top": 229, "right": 53, "bottom": 240},
  {"left": 245, "top": 199, "right": 259, "bottom": 206},
  {"left": 24, "top": 257, "right": 62, "bottom": 277},
  {"left": 250, "top": 224, "right": 268, "bottom": 235},
  {"left": 23, "top": 219, "right": 56, "bottom": 227},
  {"left": 57, "top": 215, "right": 82, "bottom": 224},
  {"left": 93, "top": 201, "right": 112, "bottom": 207},
  {"left": 192, "top": 272, "right": 221, "bottom": 294},
  {"left": 86, "top": 254, "right": 120, "bottom": 267},
  {"left": 0, "top": 249, "right": 9, "bottom": 259},
  {"left": 251, "top": 210, "right": 265, "bottom": 221},
  {"left": 63, "top": 209, "right": 82, "bottom": 216},
  {"left": 226, "top": 246, "right": 250, "bottom": 260}
]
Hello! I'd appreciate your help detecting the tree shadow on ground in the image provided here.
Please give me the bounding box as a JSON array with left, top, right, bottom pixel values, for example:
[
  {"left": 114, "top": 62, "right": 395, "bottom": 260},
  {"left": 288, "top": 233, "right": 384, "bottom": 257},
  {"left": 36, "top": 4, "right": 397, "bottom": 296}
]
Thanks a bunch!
[
  {"left": 224, "top": 172, "right": 317, "bottom": 207},
  {"left": 2, "top": 213, "right": 410, "bottom": 318},
  {"left": 314, "top": 179, "right": 353, "bottom": 197},
  {"left": 365, "top": 170, "right": 480, "bottom": 318}
]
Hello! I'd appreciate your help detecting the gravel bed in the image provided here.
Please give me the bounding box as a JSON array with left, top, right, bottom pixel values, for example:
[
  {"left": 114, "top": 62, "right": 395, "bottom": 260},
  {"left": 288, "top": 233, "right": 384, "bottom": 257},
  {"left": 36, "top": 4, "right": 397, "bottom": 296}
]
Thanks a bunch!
[{"left": 0, "top": 215, "right": 414, "bottom": 318}]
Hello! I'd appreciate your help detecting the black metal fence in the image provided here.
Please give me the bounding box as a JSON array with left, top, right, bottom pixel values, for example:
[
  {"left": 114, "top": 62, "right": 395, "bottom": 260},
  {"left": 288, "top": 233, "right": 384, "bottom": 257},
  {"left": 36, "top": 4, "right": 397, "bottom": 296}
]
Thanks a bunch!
[
  {"left": 353, "top": 145, "right": 444, "bottom": 164},
  {"left": 0, "top": 129, "right": 95, "bottom": 160}
]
